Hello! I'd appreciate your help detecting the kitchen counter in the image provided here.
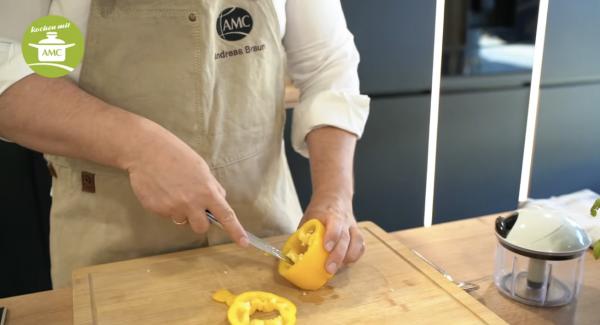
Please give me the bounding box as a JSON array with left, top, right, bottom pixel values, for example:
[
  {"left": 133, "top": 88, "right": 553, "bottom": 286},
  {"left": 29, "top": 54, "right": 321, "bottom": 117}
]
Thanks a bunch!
[
  {"left": 1, "top": 213, "right": 598, "bottom": 324},
  {"left": 395, "top": 214, "right": 599, "bottom": 325},
  {"left": 0, "top": 287, "right": 72, "bottom": 325}
]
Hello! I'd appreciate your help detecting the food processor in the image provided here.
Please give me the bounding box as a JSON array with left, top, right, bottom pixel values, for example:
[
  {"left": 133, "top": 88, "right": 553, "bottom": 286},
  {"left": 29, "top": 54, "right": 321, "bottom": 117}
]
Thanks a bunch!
[{"left": 494, "top": 206, "right": 592, "bottom": 307}]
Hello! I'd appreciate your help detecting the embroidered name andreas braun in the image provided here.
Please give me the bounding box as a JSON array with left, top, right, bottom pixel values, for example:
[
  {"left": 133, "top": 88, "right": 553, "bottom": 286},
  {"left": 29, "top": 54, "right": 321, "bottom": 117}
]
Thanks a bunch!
[{"left": 214, "top": 44, "right": 266, "bottom": 60}]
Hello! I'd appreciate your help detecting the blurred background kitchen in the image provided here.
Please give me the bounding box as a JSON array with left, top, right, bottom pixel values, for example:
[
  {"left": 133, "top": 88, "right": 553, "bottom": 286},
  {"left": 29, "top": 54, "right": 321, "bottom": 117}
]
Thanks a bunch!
[{"left": 1, "top": 0, "right": 599, "bottom": 298}]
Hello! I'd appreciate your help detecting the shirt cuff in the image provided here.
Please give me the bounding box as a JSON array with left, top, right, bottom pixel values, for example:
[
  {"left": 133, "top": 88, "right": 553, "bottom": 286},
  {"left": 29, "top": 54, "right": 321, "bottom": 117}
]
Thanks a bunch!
[
  {"left": 0, "top": 38, "right": 33, "bottom": 96},
  {"left": 0, "top": 39, "right": 33, "bottom": 142},
  {"left": 291, "top": 90, "right": 370, "bottom": 158}
]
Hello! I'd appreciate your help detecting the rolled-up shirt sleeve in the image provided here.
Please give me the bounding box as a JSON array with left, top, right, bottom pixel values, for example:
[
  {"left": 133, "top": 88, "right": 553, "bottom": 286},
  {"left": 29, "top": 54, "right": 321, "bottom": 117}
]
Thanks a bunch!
[
  {"left": 0, "top": 39, "right": 33, "bottom": 96},
  {"left": 284, "top": 0, "right": 370, "bottom": 158},
  {"left": 1, "top": 0, "right": 51, "bottom": 95},
  {"left": 0, "top": 39, "right": 34, "bottom": 142}
]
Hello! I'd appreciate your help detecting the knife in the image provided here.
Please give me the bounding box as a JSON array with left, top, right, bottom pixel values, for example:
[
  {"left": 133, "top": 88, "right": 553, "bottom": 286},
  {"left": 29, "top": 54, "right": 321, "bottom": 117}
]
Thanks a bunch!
[{"left": 206, "top": 211, "right": 294, "bottom": 265}]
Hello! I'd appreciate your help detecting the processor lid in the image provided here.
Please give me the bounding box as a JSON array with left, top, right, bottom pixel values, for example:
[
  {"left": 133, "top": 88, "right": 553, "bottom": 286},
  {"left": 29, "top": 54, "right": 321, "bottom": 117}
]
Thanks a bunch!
[{"left": 495, "top": 206, "right": 592, "bottom": 259}]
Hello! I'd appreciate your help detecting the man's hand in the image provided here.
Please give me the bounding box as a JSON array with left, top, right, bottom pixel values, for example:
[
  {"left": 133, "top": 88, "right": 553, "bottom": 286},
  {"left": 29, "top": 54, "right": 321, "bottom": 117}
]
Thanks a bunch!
[
  {"left": 125, "top": 129, "right": 250, "bottom": 247},
  {"left": 0, "top": 75, "right": 249, "bottom": 246},
  {"left": 305, "top": 127, "right": 365, "bottom": 274},
  {"left": 301, "top": 193, "right": 364, "bottom": 275}
]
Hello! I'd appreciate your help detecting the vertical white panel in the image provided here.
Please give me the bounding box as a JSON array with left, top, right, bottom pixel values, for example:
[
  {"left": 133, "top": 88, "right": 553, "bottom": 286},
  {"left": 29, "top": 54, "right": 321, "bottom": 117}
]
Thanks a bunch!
[
  {"left": 518, "top": 0, "right": 550, "bottom": 203},
  {"left": 423, "top": 0, "right": 445, "bottom": 227}
]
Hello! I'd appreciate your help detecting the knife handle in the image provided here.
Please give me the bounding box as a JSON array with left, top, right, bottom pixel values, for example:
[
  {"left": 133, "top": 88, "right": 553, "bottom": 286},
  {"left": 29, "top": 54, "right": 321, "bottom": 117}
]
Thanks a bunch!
[{"left": 205, "top": 211, "right": 224, "bottom": 229}]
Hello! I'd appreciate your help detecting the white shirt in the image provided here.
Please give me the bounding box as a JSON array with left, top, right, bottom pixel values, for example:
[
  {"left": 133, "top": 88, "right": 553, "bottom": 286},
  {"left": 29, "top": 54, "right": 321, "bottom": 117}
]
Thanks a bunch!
[{"left": 0, "top": 0, "right": 369, "bottom": 157}]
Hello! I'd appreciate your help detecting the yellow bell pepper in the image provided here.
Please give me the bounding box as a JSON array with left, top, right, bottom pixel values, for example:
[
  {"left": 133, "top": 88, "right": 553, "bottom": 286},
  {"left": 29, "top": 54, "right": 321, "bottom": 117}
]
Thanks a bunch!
[
  {"left": 278, "top": 219, "right": 332, "bottom": 290},
  {"left": 212, "top": 289, "right": 297, "bottom": 325},
  {"left": 213, "top": 288, "right": 237, "bottom": 306}
]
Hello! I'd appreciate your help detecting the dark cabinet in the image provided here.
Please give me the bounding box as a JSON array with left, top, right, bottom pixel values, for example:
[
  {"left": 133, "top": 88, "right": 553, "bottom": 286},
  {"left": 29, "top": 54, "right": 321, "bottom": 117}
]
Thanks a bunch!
[
  {"left": 341, "top": 0, "right": 436, "bottom": 94},
  {"left": 353, "top": 96, "right": 430, "bottom": 230},
  {"left": 542, "top": 0, "right": 600, "bottom": 84},
  {"left": 433, "top": 88, "right": 529, "bottom": 222},
  {"left": 530, "top": 0, "right": 600, "bottom": 197},
  {"left": 530, "top": 84, "right": 600, "bottom": 198}
]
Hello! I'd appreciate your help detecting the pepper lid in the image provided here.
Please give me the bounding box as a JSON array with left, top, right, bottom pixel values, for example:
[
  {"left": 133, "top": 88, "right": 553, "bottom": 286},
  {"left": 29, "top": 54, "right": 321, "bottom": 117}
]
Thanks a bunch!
[{"left": 38, "top": 32, "right": 66, "bottom": 45}]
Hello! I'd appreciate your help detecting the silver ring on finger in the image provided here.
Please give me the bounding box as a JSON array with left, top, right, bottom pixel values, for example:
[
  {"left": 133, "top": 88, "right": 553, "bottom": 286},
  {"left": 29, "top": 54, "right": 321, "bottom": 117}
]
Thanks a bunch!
[{"left": 172, "top": 216, "right": 188, "bottom": 225}]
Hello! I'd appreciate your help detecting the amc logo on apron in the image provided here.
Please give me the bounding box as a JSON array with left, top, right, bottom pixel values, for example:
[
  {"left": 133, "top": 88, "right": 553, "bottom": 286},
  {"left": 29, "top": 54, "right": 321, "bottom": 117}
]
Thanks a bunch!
[{"left": 217, "top": 7, "right": 253, "bottom": 41}]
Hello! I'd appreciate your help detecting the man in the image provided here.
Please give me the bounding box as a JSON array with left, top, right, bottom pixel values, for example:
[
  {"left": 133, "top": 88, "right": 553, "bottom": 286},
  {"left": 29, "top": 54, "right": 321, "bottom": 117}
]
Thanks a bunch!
[{"left": 0, "top": 0, "right": 370, "bottom": 288}]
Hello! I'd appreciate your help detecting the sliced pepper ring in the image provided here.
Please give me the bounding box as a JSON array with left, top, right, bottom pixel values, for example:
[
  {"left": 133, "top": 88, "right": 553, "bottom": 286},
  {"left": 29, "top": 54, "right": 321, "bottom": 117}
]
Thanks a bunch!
[
  {"left": 278, "top": 219, "right": 332, "bottom": 290},
  {"left": 212, "top": 289, "right": 297, "bottom": 325}
]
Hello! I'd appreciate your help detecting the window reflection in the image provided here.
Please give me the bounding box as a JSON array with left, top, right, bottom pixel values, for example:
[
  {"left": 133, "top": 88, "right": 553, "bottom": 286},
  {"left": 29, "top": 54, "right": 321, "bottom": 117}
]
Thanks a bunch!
[{"left": 443, "top": 0, "right": 539, "bottom": 76}]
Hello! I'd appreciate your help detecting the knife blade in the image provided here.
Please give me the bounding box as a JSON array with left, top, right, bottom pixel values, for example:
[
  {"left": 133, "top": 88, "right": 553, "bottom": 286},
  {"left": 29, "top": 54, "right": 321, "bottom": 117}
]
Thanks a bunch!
[{"left": 206, "top": 211, "right": 294, "bottom": 265}]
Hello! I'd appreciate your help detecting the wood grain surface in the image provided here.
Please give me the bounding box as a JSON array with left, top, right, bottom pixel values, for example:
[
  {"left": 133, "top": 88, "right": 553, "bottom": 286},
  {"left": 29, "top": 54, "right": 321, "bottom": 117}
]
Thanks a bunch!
[
  {"left": 0, "top": 288, "right": 72, "bottom": 325},
  {"left": 71, "top": 221, "right": 505, "bottom": 324},
  {"left": 3, "top": 215, "right": 598, "bottom": 324}
]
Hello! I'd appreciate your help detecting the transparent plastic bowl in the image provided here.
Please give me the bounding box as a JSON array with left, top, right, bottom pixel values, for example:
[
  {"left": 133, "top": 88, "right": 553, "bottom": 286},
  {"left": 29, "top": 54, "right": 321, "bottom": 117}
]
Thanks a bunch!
[{"left": 494, "top": 242, "right": 586, "bottom": 307}]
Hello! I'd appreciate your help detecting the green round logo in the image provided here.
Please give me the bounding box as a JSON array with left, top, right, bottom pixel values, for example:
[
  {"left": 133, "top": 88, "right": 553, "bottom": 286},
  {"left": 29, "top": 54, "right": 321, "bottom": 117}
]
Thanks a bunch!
[{"left": 22, "top": 15, "right": 84, "bottom": 78}]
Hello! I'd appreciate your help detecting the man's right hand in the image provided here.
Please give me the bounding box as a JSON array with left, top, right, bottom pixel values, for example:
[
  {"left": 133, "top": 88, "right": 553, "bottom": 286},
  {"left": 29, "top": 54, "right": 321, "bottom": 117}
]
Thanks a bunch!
[
  {"left": 125, "top": 124, "right": 250, "bottom": 247},
  {"left": 0, "top": 75, "right": 249, "bottom": 247}
]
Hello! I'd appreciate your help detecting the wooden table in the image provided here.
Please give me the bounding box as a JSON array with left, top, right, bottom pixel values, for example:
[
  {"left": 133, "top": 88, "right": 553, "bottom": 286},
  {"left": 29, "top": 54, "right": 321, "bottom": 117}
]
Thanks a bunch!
[
  {"left": 394, "top": 214, "right": 600, "bottom": 325},
  {"left": 1, "top": 213, "right": 598, "bottom": 324}
]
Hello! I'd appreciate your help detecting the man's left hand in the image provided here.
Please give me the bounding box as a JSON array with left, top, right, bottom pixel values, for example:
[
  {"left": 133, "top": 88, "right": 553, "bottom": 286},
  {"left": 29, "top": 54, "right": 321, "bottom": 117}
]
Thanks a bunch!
[{"left": 300, "top": 193, "right": 365, "bottom": 275}]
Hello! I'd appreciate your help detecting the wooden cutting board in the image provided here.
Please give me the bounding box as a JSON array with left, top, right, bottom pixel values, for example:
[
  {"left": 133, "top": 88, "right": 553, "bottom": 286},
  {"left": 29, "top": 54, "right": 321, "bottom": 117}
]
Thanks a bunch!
[{"left": 72, "top": 221, "right": 506, "bottom": 324}]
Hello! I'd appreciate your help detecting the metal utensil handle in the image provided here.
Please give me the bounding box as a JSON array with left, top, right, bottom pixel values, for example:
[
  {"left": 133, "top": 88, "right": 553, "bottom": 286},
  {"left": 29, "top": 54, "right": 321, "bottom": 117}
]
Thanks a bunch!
[
  {"left": 205, "top": 210, "right": 294, "bottom": 265},
  {"left": 411, "top": 249, "right": 452, "bottom": 280},
  {"left": 245, "top": 231, "right": 294, "bottom": 264},
  {"left": 411, "top": 249, "right": 480, "bottom": 293},
  {"left": 205, "top": 211, "right": 223, "bottom": 229}
]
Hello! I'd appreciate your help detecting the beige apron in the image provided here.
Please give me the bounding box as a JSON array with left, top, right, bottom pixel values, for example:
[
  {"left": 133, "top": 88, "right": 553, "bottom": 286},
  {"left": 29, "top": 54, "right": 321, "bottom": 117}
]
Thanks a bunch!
[{"left": 46, "top": 0, "right": 302, "bottom": 288}]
